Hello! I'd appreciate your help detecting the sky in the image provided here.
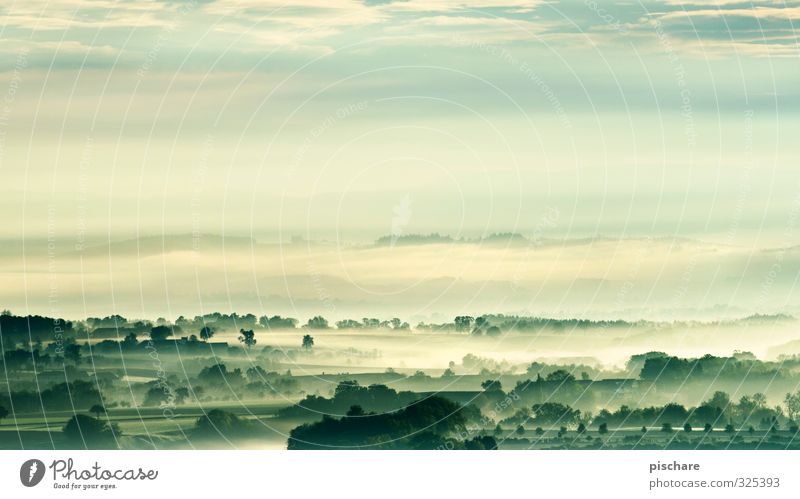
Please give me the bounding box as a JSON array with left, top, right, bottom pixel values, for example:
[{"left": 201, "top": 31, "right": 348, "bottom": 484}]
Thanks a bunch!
[{"left": 0, "top": 1, "right": 799, "bottom": 319}]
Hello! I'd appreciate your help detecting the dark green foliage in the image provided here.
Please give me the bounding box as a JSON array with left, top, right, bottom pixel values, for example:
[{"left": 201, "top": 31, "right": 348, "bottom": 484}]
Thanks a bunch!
[
  {"left": 64, "top": 343, "right": 81, "bottom": 365},
  {"left": 0, "top": 313, "right": 73, "bottom": 344},
  {"left": 306, "top": 316, "right": 329, "bottom": 329},
  {"left": 0, "top": 380, "right": 101, "bottom": 413},
  {"left": 278, "top": 381, "right": 418, "bottom": 419},
  {"left": 259, "top": 315, "right": 298, "bottom": 329},
  {"left": 193, "top": 409, "right": 259, "bottom": 439},
  {"left": 545, "top": 369, "right": 576, "bottom": 383},
  {"left": 238, "top": 329, "right": 256, "bottom": 349},
  {"left": 199, "top": 326, "right": 215, "bottom": 342},
  {"left": 63, "top": 414, "right": 119, "bottom": 448},
  {"left": 197, "top": 363, "right": 244, "bottom": 386},
  {"left": 2, "top": 348, "right": 50, "bottom": 372},
  {"left": 530, "top": 402, "right": 581, "bottom": 426},
  {"left": 149, "top": 325, "right": 172, "bottom": 342},
  {"left": 90, "top": 404, "right": 106, "bottom": 418},
  {"left": 288, "top": 396, "right": 469, "bottom": 449}
]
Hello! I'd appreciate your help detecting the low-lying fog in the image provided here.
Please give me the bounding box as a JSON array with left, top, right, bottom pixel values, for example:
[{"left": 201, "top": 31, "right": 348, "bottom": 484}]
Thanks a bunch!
[
  {"left": 207, "top": 319, "right": 800, "bottom": 372},
  {"left": 3, "top": 234, "right": 800, "bottom": 328}
]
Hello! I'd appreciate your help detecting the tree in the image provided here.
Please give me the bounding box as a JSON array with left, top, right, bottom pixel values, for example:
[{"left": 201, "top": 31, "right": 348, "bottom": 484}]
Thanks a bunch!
[
  {"left": 64, "top": 343, "right": 81, "bottom": 366},
  {"left": 683, "top": 423, "right": 692, "bottom": 433},
  {"left": 535, "top": 427, "right": 544, "bottom": 436},
  {"left": 785, "top": 390, "right": 800, "bottom": 421},
  {"left": 238, "top": 329, "right": 256, "bottom": 349},
  {"left": 485, "top": 326, "right": 501, "bottom": 337},
  {"left": 302, "top": 334, "right": 314, "bottom": 350},
  {"left": 724, "top": 423, "right": 735, "bottom": 434},
  {"left": 63, "top": 414, "right": 119, "bottom": 447},
  {"left": 0, "top": 405, "right": 8, "bottom": 424},
  {"left": 149, "top": 325, "right": 171, "bottom": 342},
  {"left": 453, "top": 316, "right": 473, "bottom": 332},
  {"left": 199, "top": 326, "right": 215, "bottom": 343},
  {"left": 704, "top": 423, "right": 713, "bottom": 432},
  {"left": 306, "top": 316, "right": 329, "bottom": 329},
  {"left": 516, "top": 425, "right": 525, "bottom": 435},
  {"left": 545, "top": 369, "right": 576, "bottom": 383},
  {"left": 531, "top": 402, "right": 580, "bottom": 426},
  {"left": 194, "top": 409, "right": 255, "bottom": 438},
  {"left": 598, "top": 423, "right": 608, "bottom": 435},
  {"left": 346, "top": 405, "right": 365, "bottom": 417},
  {"left": 577, "top": 422, "right": 586, "bottom": 434},
  {"left": 707, "top": 391, "right": 731, "bottom": 413},
  {"left": 661, "top": 423, "right": 673, "bottom": 433},
  {"left": 90, "top": 404, "right": 106, "bottom": 419},
  {"left": 122, "top": 332, "right": 138, "bottom": 348}
]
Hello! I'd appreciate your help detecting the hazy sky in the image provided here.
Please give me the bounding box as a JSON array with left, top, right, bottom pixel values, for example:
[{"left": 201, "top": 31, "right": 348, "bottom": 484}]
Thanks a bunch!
[
  {"left": 1, "top": 1, "right": 799, "bottom": 320},
  {"left": 1, "top": 0, "right": 798, "bottom": 243}
]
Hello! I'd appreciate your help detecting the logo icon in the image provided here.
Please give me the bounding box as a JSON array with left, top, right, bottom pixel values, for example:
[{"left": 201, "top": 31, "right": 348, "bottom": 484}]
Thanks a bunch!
[{"left": 20, "top": 459, "right": 45, "bottom": 487}]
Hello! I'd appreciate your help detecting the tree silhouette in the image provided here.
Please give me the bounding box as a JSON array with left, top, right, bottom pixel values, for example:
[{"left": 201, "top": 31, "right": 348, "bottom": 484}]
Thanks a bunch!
[
  {"left": 785, "top": 390, "right": 800, "bottom": 421},
  {"left": 0, "top": 405, "right": 8, "bottom": 424},
  {"left": 454, "top": 316, "right": 474, "bottom": 332},
  {"left": 63, "top": 414, "right": 119, "bottom": 447},
  {"left": 306, "top": 316, "right": 329, "bottom": 329},
  {"left": 238, "top": 329, "right": 256, "bottom": 349},
  {"left": 302, "top": 334, "right": 314, "bottom": 350},
  {"left": 64, "top": 343, "right": 81, "bottom": 366},
  {"left": 149, "top": 325, "right": 171, "bottom": 342},
  {"left": 598, "top": 423, "right": 608, "bottom": 435},
  {"left": 199, "top": 326, "right": 215, "bottom": 343},
  {"left": 122, "top": 332, "right": 138, "bottom": 348},
  {"left": 90, "top": 404, "right": 106, "bottom": 419},
  {"left": 683, "top": 423, "right": 692, "bottom": 432},
  {"left": 545, "top": 369, "right": 575, "bottom": 383}
]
